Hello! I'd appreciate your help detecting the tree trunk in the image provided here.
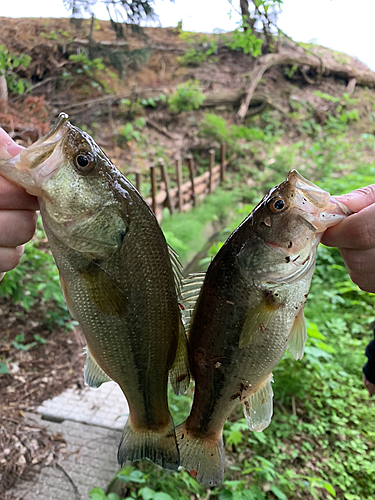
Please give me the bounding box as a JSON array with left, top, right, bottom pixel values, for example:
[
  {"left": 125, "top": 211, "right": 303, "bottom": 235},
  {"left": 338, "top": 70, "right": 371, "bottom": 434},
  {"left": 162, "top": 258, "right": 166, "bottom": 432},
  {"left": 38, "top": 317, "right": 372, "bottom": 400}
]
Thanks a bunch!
[{"left": 240, "top": 0, "right": 256, "bottom": 30}]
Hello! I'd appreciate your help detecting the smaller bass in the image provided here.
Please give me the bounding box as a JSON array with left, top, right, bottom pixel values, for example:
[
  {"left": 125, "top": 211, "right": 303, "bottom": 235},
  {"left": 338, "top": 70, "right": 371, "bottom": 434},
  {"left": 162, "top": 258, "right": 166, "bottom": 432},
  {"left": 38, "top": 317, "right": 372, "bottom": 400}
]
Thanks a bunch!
[{"left": 177, "top": 170, "right": 350, "bottom": 486}]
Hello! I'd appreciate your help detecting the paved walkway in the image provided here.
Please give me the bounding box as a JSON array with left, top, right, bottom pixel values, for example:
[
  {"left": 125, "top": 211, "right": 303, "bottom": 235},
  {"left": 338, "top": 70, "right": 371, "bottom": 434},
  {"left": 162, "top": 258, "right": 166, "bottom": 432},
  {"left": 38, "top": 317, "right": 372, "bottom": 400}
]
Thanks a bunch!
[{"left": 9, "top": 382, "right": 129, "bottom": 500}]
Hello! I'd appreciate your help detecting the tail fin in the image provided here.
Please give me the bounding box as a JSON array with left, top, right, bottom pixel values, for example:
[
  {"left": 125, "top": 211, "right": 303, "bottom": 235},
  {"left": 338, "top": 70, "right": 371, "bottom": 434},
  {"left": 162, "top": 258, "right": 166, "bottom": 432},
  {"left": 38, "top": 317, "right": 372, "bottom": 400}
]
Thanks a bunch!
[
  {"left": 118, "top": 417, "right": 179, "bottom": 471},
  {"left": 175, "top": 422, "right": 225, "bottom": 486}
]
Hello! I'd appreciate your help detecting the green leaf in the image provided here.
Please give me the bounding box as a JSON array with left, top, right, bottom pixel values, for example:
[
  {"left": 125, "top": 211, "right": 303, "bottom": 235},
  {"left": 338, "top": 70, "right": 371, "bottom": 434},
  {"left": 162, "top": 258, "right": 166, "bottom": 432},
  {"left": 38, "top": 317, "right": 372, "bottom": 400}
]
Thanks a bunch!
[
  {"left": 323, "top": 482, "right": 336, "bottom": 497},
  {"left": 153, "top": 494, "right": 174, "bottom": 500},
  {"left": 219, "top": 490, "right": 233, "bottom": 500},
  {"left": 34, "top": 334, "right": 47, "bottom": 344},
  {"left": 88, "top": 487, "right": 106, "bottom": 500},
  {"left": 0, "top": 362, "right": 9, "bottom": 374},
  {"left": 139, "top": 487, "right": 155, "bottom": 500},
  {"left": 107, "top": 494, "right": 121, "bottom": 500},
  {"left": 270, "top": 486, "right": 288, "bottom": 500}
]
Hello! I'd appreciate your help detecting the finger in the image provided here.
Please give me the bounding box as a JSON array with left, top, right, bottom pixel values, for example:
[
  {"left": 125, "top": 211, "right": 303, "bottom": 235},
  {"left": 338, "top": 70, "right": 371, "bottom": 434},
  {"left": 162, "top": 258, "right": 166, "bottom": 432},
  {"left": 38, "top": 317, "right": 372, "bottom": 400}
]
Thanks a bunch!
[
  {"left": 321, "top": 203, "right": 375, "bottom": 249},
  {"left": 0, "top": 245, "right": 24, "bottom": 273},
  {"left": 0, "top": 175, "right": 39, "bottom": 210},
  {"left": 345, "top": 267, "right": 375, "bottom": 294},
  {"left": 334, "top": 184, "right": 375, "bottom": 213},
  {"left": 0, "top": 210, "right": 38, "bottom": 247},
  {"left": 363, "top": 375, "right": 375, "bottom": 397},
  {"left": 339, "top": 247, "right": 375, "bottom": 274},
  {"left": 0, "top": 127, "right": 24, "bottom": 158}
]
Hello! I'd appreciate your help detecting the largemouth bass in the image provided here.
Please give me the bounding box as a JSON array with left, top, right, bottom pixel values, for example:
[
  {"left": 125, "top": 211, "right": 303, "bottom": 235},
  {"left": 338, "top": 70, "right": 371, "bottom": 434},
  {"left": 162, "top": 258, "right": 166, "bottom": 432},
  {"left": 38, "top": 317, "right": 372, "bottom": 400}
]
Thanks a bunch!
[
  {"left": 177, "top": 170, "right": 351, "bottom": 485},
  {"left": 0, "top": 113, "right": 190, "bottom": 470}
]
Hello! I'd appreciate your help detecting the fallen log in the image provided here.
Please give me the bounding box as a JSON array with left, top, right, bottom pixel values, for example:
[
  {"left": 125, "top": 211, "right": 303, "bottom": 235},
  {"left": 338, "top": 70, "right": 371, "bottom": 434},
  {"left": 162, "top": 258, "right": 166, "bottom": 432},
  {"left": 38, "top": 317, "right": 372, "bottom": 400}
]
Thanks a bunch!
[{"left": 237, "top": 49, "right": 375, "bottom": 123}]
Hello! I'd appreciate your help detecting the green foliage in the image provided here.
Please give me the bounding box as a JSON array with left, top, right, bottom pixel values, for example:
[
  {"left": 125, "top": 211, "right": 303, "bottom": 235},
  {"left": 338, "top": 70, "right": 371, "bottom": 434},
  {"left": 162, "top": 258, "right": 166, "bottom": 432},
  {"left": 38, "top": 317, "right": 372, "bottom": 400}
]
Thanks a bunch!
[
  {"left": 40, "top": 30, "right": 59, "bottom": 40},
  {"left": 115, "top": 117, "right": 146, "bottom": 146},
  {"left": 12, "top": 332, "right": 47, "bottom": 351},
  {"left": 225, "top": 18, "right": 263, "bottom": 56},
  {"left": 200, "top": 113, "right": 275, "bottom": 154},
  {"left": 0, "top": 218, "right": 71, "bottom": 330},
  {"left": 0, "top": 45, "right": 31, "bottom": 95},
  {"left": 178, "top": 32, "right": 218, "bottom": 66},
  {"left": 0, "top": 362, "right": 9, "bottom": 374},
  {"left": 168, "top": 81, "right": 205, "bottom": 114},
  {"left": 178, "top": 15, "right": 263, "bottom": 67},
  {"left": 289, "top": 91, "right": 360, "bottom": 139},
  {"left": 89, "top": 488, "right": 121, "bottom": 500},
  {"left": 161, "top": 188, "right": 240, "bottom": 266},
  {"left": 119, "top": 95, "right": 167, "bottom": 119},
  {"left": 62, "top": 53, "right": 114, "bottom": 93},
  {"left": 69, "top": 53, "right": 106, "bottom": 76}
]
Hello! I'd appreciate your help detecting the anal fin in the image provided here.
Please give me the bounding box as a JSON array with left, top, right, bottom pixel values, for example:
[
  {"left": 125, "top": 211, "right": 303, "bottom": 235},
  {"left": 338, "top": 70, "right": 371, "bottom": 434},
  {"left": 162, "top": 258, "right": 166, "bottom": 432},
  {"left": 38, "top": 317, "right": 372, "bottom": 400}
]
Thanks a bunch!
[
  {"left": 287, "top": 308, "right": 307, "bottom": 360},
  {"left": 84, "top": 348, "right": 112, "bottom": 388},
  {"left": 242, "top": 374, "right": 274, "bottom": 432}
]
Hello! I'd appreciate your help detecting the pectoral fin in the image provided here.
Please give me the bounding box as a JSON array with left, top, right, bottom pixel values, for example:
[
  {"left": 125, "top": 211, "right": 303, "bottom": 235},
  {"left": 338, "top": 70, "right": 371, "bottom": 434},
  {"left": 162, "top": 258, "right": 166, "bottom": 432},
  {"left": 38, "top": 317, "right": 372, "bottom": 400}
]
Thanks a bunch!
[
  {"left": 79, "top": 262, "right": 128, "bottom": 317},
  {"left": 239, "top": 299, "right": 281, "bottom": 348},
  {"left": 169, "top": 323, "right": 190, "bottom": 395},
  {"left": 84, "top": 348, "right": 112, "bottom": 388},
  {"left": 287, "top": 308, "right": 307, "bottom": 360},
  {"left": 242, "top": 374, "right": 274, "bottom": 432}
]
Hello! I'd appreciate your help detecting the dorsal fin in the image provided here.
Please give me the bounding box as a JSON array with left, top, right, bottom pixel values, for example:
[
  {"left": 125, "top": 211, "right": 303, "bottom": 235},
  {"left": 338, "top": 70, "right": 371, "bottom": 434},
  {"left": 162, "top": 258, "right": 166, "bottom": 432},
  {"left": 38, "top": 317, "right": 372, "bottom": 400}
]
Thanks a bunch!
[
  {"left": 180, "top": 272, "right": 206, "bottom": 334},
  {"left": 168, "top": 245, "right": 183, "bottom": 297}
]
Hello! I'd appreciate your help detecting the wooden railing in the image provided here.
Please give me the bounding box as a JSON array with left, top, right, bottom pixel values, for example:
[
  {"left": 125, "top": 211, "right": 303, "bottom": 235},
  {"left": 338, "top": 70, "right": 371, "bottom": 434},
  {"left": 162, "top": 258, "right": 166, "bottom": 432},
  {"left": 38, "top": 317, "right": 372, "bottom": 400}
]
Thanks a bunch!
[{"left": 131, "top": 144, "right": 230, "bottom": 221}]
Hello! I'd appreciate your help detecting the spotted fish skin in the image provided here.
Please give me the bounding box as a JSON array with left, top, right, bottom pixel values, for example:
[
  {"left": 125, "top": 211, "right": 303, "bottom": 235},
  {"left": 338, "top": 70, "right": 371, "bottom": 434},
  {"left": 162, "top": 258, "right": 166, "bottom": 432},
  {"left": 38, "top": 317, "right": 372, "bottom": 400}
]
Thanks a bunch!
[{"left": 177, "top": 170, "right": 351, "bottom": 486}]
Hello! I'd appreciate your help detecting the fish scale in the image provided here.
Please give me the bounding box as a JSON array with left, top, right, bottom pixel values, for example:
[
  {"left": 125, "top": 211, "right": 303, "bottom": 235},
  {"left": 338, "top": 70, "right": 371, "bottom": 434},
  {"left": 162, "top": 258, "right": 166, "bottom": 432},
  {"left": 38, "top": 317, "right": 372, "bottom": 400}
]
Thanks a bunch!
[
  {"left": 176, "top": 169, "right": 351, "bottom": 486},
  {"left": 0, "top": 113, "right": 190, "bottom": 471}
]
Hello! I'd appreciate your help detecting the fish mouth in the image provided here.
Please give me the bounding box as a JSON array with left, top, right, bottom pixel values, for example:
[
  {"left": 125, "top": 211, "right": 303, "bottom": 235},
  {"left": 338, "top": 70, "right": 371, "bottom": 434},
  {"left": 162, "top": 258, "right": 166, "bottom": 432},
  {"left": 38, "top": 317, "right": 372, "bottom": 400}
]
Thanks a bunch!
[
  {"left": 0, "top": 112, "right": 70, "bottom": 196},
  {"left": 288, "top": 170, "right": 352, "bottom": 233}
]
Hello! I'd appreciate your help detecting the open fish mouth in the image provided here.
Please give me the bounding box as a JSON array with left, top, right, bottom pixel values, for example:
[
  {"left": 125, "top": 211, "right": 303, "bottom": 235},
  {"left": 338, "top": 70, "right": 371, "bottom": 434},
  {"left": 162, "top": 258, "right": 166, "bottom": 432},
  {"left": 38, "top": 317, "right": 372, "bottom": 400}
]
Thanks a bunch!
[
  {"left": 0, "top": 113, "right": 70, "bottom": 196},
  {"left": 288, "top": 170, "right": 352, "bottom": 232}
]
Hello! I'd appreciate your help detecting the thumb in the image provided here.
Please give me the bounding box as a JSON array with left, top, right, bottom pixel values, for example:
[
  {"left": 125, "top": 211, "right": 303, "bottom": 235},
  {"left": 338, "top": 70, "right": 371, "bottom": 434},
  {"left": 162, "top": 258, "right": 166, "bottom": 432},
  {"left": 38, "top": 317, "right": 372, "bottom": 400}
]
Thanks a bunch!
[{"left": 334, "top": 185, "right": 375, "bottom": 213}]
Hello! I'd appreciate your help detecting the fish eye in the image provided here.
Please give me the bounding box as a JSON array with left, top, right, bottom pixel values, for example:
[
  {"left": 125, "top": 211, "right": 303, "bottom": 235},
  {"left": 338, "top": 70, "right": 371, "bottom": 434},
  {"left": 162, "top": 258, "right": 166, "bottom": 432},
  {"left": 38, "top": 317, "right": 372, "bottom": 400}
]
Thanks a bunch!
[
  {"left": 74, "top": 152, "right": 95, "bottom": 172},
  {"left": 268, "top": 197, "right": 286, "bottom": 213}
]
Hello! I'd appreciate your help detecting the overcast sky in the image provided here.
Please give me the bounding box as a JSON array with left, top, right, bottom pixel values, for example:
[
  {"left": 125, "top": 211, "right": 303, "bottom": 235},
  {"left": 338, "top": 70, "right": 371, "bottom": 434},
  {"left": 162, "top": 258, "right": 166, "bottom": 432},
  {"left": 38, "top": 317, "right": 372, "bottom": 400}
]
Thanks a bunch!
[{"left": 1, "top": 0, "right": 374, "bottom": 71}]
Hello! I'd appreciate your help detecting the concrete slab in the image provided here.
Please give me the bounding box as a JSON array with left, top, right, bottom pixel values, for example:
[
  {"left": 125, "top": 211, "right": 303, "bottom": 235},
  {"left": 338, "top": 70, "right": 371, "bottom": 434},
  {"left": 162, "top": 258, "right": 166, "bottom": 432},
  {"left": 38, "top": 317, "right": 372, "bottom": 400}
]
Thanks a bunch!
[
  {"left": 37, "top": 381, "right": 129, "bottom": 430},
  {"left": 9, "top": 414, "right": 122, "bottom": 500},
  {"left": 8, "top": 382, "right": 129, "bottom": 499}
]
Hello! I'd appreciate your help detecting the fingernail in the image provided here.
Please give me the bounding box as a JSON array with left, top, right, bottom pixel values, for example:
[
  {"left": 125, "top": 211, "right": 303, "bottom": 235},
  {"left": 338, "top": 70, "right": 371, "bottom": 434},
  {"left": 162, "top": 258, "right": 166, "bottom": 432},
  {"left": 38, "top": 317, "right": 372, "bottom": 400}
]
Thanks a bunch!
[
  {"left": 0, "top": 128, "right": 23, "bottom": 158},
  {"left": 7, "top": 142, "right": 23, "bottom": 156}
]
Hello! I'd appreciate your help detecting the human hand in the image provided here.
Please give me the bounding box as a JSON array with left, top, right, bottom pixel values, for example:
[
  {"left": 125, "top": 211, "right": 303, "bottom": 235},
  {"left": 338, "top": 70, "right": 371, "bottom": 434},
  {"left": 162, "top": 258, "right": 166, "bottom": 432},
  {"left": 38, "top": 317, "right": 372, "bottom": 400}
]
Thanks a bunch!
[
  {"left": 0, "top": 129, "right": 38, "bottom": 281},
  {"left": 363, "top": 374, "right": 375, "bottom": 397},
  {"left": 321, "top": 185, "right": 375, "bottom": 293}
]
